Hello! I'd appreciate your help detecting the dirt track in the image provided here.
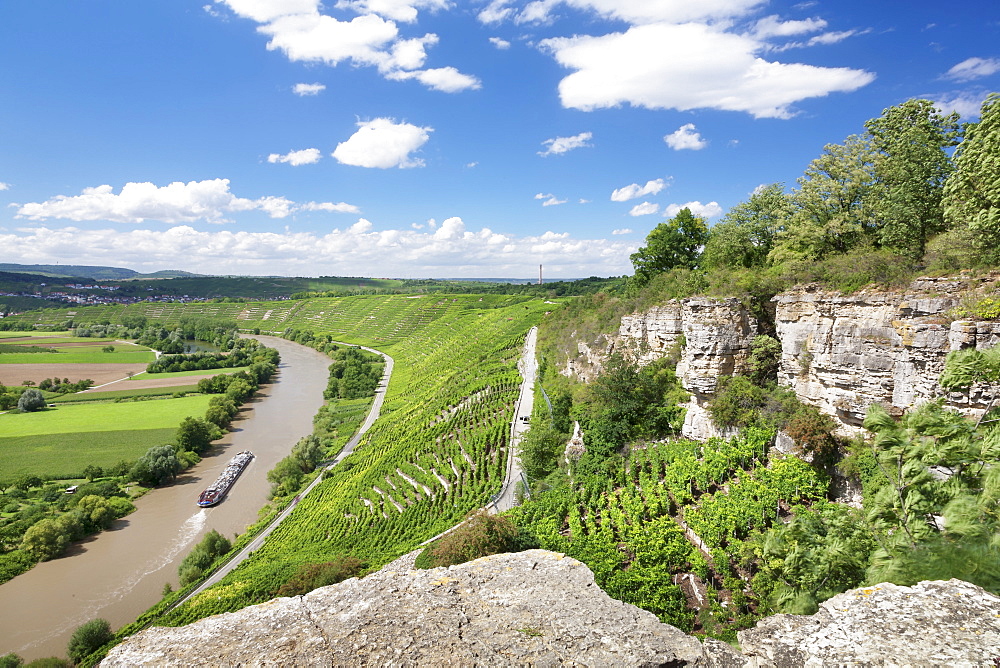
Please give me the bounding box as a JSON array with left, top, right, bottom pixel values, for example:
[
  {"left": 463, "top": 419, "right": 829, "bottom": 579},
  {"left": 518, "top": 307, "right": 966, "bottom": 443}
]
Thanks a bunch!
[{"left": 89, "top": 373, "right": 222, "bottom": 391}]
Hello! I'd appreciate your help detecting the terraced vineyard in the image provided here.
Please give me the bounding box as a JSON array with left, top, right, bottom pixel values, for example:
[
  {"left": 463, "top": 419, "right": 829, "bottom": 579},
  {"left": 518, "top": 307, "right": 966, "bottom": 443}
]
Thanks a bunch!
[
  {"left": 509, "top": 427, "right": 828, "bottom": 636},
  {"left": 20, "top": 294, "right": 556, "bottom": 623}
]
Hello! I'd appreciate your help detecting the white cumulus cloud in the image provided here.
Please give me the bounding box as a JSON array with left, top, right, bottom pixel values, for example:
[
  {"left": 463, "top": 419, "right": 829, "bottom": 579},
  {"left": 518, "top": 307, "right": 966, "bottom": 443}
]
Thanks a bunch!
[
  {"left": 15, "top": 179, "right": 358, "bottom": 224},
  {"left": 945, "top": 57, "right": 1000, "bottom": 82},
  {"left": 217, "top": 0, "right": 320, "bottom": 23},
  {"left": 216, "top": 1, "right": 479, "bottom": 93},
  {"left": 610, "top": 178, "right": 668, "bottom": 202},
  {"left": 534, "top": 193, "right": 567, "bottom": 206},
  {"left": 334, "top": 0, "right": 449, "bottom": 23},
  {"left": 664, "top": 200, "right": 723, "bottom": 218},
  {"left": 385, "top": 66, "right": 482, "bottom": 92},
  {"left": 492, "top": 0, "right": 765, "bottom": 26},
  {"left": 489, "top": 36, "right": 511, "bottom": 49},
  {"left": 538, "top": 131, "right": 592, "bottom": 156},
  {"left": 293, "top": 82, "right": 326, "bottom": 96},
  {"left": 267, "top": 148, "right": 322, "bottom": 165},
  {"left": 300, "top": 201, "right": 362, "bottom": 213},
  {"left": 332, "top": 118, "right": 432, "bottom": 168},
  {"left": 628, "top": 201, "right": 659, "bottom": 216},
  {"left": 0, "top": 182, "right": 10, "bottom": 191},
  {"left": 540, "top": 19, "right": 874, "bottom": 119},
  {"left": 664, "top": 124, "right": 708, "bottom": 150},
  {"left": 934, "top": 92, "right": 988, "bottom": 118},
  {"left": 752, "top": 14, "right": 826, "bottom": 39},
  {"left": 612, "top": 228, "right": 632, "bottom": 235}
]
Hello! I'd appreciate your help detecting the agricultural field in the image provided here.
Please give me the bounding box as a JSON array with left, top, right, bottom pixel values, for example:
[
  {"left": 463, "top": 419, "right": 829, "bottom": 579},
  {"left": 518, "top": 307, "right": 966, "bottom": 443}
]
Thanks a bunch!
[
  {"left": 0, "top": 395, "right": 213, "bottom": 479},
  {"left": 49, "top": 385, "right": 199, "bottom": 403},
  {"left": 0, "top": 333, "right": 155, "bottom": 386}
]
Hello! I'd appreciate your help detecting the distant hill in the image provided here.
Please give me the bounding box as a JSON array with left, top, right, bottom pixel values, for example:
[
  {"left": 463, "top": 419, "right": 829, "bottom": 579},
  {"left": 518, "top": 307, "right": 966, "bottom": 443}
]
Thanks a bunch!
[{"left": 0, "top": 263, "right": 203, "bottom": 280}]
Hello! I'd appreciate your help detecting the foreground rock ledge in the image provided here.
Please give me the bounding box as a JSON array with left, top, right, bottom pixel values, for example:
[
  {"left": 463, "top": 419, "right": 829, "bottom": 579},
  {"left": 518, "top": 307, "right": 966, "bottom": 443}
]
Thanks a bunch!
[
  {"left": 102, "top": 550, "right": 1000, "bottom": 667},
  {"left": 103, "top": 550, "right": 711, "bottom": 666}
]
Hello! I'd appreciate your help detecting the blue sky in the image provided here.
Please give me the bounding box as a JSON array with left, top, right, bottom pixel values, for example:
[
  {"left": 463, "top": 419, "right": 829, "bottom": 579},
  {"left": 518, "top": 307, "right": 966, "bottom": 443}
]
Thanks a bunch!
[{"left": 0, "top": 0, "right": 997, "bottom": 279}]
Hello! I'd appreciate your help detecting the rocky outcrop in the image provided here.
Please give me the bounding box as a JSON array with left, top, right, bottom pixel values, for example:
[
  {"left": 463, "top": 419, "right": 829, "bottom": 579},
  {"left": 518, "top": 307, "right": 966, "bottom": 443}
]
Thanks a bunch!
[
  {"left": 776, "top": 276, "right": 1000, "bottom": 432},
  {"left": 565, "top": 297, "right": 760, "bottom": 439},
  {"left": 738, "top": 578, "right": 1000, "bottom": 666},
  {"left": 103, "top": 551, "right": 1000, "bottom": 667},
  {"left": 102, "top": 550, "right": 708, "bottom": 667},
  {"left": 561, "top": 275, "right": 1000, "bottom": 438}
]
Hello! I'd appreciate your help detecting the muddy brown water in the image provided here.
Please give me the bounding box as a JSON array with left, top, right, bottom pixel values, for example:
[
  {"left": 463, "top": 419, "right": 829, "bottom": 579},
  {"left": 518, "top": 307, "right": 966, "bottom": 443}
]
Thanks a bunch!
[{"left": 0, "top": 337, "right": 332, "bottom": 661}]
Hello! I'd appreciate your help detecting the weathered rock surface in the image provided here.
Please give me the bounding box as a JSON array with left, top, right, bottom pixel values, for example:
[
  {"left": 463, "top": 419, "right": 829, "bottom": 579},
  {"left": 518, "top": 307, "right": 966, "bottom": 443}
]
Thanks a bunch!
[
  {"left": 561, "top": 276, "right": 1000, "bottom": 439},
  {"left": 738, "top": 578, "right": 1000, "bottom": 667},
  {"left": 775, "top": 277, "right": 1000, "bottom": 433},
  {"left": 102, "top": 552, "right": 1000, "bottom": 667},
  {"left": 102, "top": 550, "right": 708, "bottom": 667}
]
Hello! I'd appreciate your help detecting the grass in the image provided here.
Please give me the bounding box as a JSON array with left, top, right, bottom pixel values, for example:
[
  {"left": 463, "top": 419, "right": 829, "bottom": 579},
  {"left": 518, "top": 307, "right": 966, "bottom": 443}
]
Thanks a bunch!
[
  {"left": 0, "top": 336, "right": 119, "bottom": 345},
  {"left": 0, "top": 394, "right": 212, "bottom": 436},
  {"left": 0, "top": 428, "right": 178, "bottom": 479},
  {"left": 49, "top": 385, "right": 200, "bottom": 403},
  {"left": 0, "top": 350, "right": 155, "bottom": 364}
]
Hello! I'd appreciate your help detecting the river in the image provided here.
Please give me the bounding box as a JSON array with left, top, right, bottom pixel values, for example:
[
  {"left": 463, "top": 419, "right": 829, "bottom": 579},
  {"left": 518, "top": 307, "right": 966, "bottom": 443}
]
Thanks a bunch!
[{"left": 0, "top": 336, "right": 332, "bottom": 661}]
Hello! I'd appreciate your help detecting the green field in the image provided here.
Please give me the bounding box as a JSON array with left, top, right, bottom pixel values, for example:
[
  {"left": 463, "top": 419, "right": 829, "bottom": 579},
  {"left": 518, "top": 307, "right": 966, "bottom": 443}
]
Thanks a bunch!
[
  {"left": 1, "top": 336, "right": 119, "bottom": 345},
  {"left": 0, "top": 394, "right": 211, "bottom": 436},
  {"left": 0, "top": 428, "right": 178, "bottom": 479},
  {"left": 49, "top": 385, "right": 199, "bottom": 403},
  {"left": 0, "top": 350, "right": 155, "bottom": 364}
]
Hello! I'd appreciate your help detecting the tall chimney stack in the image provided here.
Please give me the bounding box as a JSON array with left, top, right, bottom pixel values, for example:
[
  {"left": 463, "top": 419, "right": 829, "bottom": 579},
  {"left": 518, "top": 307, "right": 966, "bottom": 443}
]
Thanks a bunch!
[{"left": 538, "top": 264, "right": 543, "bottom": 285}]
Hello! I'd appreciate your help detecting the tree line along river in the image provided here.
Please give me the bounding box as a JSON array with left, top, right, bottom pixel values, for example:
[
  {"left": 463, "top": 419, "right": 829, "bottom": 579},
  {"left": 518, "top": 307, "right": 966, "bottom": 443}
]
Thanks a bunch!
[{"left": 0, "top": 336, "right": 333, "bottom": 661}]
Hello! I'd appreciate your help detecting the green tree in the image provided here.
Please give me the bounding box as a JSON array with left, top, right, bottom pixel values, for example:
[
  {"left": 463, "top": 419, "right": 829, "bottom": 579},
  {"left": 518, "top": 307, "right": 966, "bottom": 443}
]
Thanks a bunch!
[
  {"left": 82, "top": 465, "right": 103, "bottom": 482},
  {"left": 175, "top": 417, "right": 219, "bottom": 454},
  {"left": 17, "top": 388, "right": 46, "bottom": 413},
  {"left": 943, "top": 93, "right": 1000, "bottom": 261},
  {"left": 629, "top": 208, "right": 709, "bottom": 288},
  {"left": 12, "top": 474, "right": 42, "bottom": 491},
  {"left": 770, "top": 135, "right": 876, "bottom": 264},
  {"left": 0, "top": 653, "right": 23, "bottom": 668},
  {"left": 861, "top": 400, "right": 1000, "bottom": 591},
  {"left": 130, "top": 445, "right": 181, "bottom": 486},
  {"left": 702, "top": 184, "right": 791, "bottom": 270},
  {"left": 73, "top": 495, "right": 117, "bottom": 532},
  {"left": 21, "top": 517, "right": 72, "bottom": 560},
  {"left": 66, "top": 618, "right": 113, "bottom": 664},
  {"left": 865, "top": 99, "right": 961, "bottom": 259},
  {"left": 274, "top": 556, "right": 365, "bottom": 597}
]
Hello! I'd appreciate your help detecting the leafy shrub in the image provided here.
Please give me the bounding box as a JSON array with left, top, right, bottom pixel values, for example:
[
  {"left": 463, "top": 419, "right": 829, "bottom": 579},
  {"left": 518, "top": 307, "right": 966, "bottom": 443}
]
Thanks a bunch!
[
  {"left": 417, "top": 511, "right": 531, "bottom": 569},
  {"left": 178, "top": 530, "right": 232, "bottom": 586},
  {"left": 66, "top": 618, "right": 113, "bottom": 664},
  {"left": 274, "top": 556, "right": 365, "bottom": 597}
]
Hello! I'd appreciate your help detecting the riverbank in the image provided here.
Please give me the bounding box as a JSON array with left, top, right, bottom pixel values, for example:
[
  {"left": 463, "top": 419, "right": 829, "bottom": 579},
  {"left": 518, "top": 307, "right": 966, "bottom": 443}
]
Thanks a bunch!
[{"left": 0, "top": 337, "right": 332, "bottom": 661}]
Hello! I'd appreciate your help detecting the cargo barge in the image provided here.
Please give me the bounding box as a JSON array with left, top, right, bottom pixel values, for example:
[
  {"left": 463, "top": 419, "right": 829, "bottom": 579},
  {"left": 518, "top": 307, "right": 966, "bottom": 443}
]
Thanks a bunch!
[{"left": 197, "top": 450, "right": 254, "bottom": 507}]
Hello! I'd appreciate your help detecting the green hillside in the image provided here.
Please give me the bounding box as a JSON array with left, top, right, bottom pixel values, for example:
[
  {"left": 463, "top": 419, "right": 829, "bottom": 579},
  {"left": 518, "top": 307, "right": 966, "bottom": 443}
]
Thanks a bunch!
[{"left": 22, "top": 294, "right": 556, "bottom": 624}]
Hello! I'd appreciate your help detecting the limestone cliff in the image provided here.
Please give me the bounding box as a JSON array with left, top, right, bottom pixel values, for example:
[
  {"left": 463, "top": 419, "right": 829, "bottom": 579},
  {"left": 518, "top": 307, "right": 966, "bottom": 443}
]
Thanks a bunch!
[
  {"left": 775, "top": 276, "right": 1000, "bottom": 432},
  {"left": 103, "top": 550, "right": 1000, "bottom": 666},
  {"left": 560, "top": 275, "right": 1000, "bottom": 437}
]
